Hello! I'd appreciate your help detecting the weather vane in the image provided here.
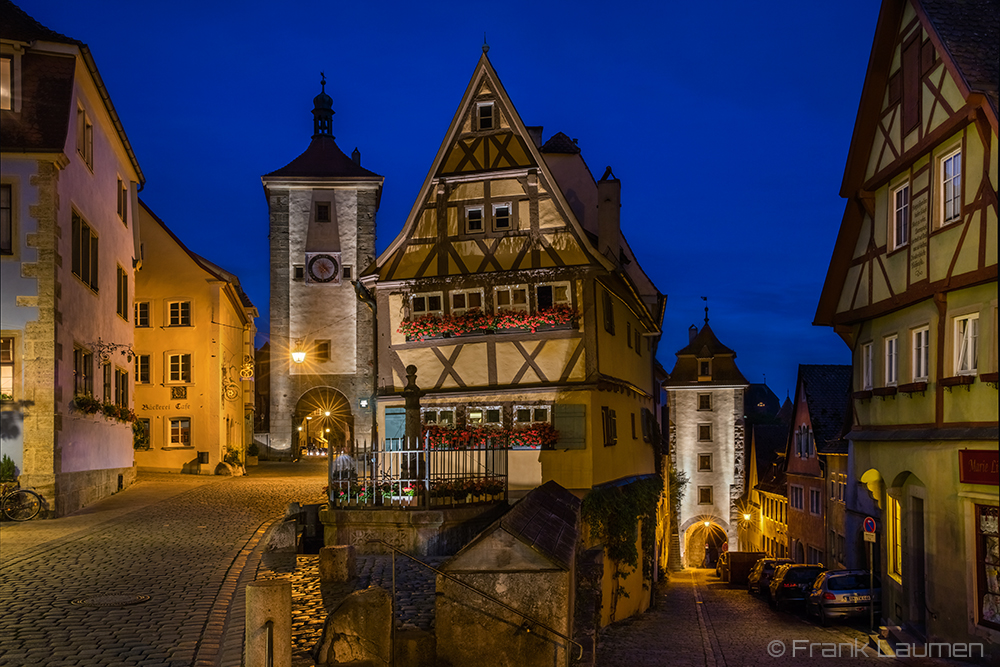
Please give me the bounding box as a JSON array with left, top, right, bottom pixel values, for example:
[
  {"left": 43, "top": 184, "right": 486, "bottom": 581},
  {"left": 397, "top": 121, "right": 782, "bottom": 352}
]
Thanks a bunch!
[
  {"left": 483, "top": 32, "right": 489, "bottom": 54},
  {"left": 701, "top": 296, "right": 709, "bottom": 324},
  {"left": 320, "top": 72, "right": 326, "bottom": 91}
]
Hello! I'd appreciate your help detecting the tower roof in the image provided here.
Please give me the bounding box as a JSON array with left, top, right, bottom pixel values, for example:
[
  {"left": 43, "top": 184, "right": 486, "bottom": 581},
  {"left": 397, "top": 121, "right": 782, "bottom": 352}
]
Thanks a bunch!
[
  {"left": 263, "top": 134, "right": 382, "bottom": 180},
  {"left": 664, "top": 322, "right": 748, "bottom": 387}
]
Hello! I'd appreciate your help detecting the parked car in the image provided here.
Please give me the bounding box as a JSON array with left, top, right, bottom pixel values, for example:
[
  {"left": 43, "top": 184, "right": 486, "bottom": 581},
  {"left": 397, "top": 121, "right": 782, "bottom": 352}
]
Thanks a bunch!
[
  {"left": 748, "top": 558, "right": 793, "bottom": 595},
  {"left": 768, "top": 564, "right": 826, "bottom": 610},
  {"left": 716, "top": 551, "right": 729, "bottom": 578},
  {"left": 806, "top": 570, "right": 881, "bottom": 626}
]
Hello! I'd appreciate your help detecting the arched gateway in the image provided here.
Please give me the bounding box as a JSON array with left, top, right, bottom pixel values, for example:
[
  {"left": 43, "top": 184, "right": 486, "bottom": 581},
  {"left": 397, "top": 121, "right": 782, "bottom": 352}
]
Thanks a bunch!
[{"left": 293, "top": 387, "right": 354, "bottom": 458}]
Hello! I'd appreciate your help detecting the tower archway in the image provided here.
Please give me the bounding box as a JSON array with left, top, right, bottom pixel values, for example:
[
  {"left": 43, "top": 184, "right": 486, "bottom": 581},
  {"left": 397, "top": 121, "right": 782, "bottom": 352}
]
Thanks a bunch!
[
  {"left": 682, "top": 516, "right": 729, "bottom": 568},
  {"left": 294, "top": 387, "right": 354, "bottom": 458}
]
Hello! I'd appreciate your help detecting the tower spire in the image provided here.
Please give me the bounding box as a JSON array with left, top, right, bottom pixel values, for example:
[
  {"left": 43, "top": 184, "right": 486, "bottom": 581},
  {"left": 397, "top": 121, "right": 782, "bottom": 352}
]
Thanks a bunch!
[
  {"left": 312, "top": 72, "right": 335, "bottom": 138},
  {"left": 701, "top": 296, "right": 709, "bottom": 324}
]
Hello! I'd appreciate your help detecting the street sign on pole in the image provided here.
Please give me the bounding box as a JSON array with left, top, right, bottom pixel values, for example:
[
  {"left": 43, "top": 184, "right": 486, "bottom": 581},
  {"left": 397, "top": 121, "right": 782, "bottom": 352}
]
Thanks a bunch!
[
  {"left": 864, "top": 516, "right": 876, "bottom": 631},
  {"left": 864, "top": 531, "right": 876, "bottom": 542},
  {"left": 864, "top": 516, "right": 876, "bottom": 533}
]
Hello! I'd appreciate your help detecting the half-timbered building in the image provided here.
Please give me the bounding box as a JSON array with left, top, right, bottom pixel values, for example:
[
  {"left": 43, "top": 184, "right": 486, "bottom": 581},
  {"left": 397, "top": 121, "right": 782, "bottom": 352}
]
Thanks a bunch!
[
  {"left": 815, "top": 0, "right": 998, "bottom": 653},
  {"left": 360, "top": 51, "right": 666, "bottom": 623}
]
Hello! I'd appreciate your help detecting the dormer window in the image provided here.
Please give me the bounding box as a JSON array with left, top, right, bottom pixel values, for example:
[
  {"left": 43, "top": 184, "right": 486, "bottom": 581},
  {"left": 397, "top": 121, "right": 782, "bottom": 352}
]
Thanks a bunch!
[
  {"left": 698, "top": 359, "right": 712, "bottom": 381},
  {"left": 315, "top": 202, "right": 331, "bottom": 223},
  {"left": 477, "top": 102, "right": 494, "bottom": 130}
]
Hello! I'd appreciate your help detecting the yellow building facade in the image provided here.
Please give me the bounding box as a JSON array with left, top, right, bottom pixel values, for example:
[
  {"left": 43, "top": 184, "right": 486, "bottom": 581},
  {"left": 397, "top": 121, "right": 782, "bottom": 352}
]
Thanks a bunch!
[
  {"left": 132, "top": 202, "right": 257, "bottom": 473},
  {"left": 362, "top": 53, "right": 667, "bottom": 624}
]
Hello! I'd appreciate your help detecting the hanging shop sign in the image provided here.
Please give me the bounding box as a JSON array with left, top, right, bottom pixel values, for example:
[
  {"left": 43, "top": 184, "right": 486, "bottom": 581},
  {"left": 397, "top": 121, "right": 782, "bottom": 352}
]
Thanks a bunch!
[{"left": 959, "top": 450, "right": 999, "bottom": 485}]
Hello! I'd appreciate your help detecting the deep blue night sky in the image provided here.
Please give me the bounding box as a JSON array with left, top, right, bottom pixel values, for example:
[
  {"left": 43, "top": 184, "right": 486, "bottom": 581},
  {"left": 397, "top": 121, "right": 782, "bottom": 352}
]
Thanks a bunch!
[{"left": 16, "top": 0, "right": 881, "bottom": 398}]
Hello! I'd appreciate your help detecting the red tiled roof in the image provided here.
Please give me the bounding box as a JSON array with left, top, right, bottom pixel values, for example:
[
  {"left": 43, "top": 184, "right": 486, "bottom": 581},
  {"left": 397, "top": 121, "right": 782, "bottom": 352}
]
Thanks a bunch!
[{"left": 263, "top": 135, "right": 382, "bottom": 180}]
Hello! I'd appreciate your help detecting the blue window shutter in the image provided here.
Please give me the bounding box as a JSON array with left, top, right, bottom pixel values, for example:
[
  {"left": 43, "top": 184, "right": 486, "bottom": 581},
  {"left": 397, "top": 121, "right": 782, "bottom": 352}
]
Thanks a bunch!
[{"left": 554, "top": 404, "right": 586, "bottom": 450}]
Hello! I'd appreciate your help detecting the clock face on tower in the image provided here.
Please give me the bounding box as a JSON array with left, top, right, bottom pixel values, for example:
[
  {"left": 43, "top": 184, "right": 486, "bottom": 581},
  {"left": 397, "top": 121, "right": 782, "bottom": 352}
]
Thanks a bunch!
[{"left": 307, "top": 253, "right": 339, "bottom": 283}]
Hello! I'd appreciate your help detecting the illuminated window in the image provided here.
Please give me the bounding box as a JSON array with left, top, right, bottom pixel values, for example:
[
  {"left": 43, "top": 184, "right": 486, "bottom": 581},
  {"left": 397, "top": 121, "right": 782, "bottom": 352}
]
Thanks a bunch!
[
  {"left": 410, "top": 292, "right": 443, "bottom": 317},
  {"left": 117, "top": 266, "right": 128, "bottom": 321},
  {"left": 1, "top": 183, "right": 11, "bottom": 255},
  {"left": 492, "top": 203, "right": 511, "bottom": 231},
  {"left": 450, "top": 289, "right": 483, "bottom": 316},
  {"left": 76, "top": 106, "right": 93, "bottom": 168},
  {"left": 477, "top": 102, "right": 494, "bottom": 130},
  {"left": 0, "top": 56, "right": 10, "bottom": 110},
  {"left": 536, "top": 282, "right": 570, "bottom": 311},
  {"left": 698, "top": 486, "right": 713, "bottom": 504},
  {"left": 892, "top": 184, "right": 909, "bottom": 249},
  {"left": 495, "top": 286, "right": 528, "bottom": 313},
  {"left": 170, "top": 418, "right": 191, "bottom": 447},
  {"left": 884, "top": 335, "right": 897, "bottom": 386},
  {"left": 955, "top": 313, "right": 979, "bottom": 376},
  {"left": 0, "top": 336, "right": 13, "bottom": 399},
  {"left": 134, "top": 302, "right": 149, "bottom": 328},
  {"left": 912, "top": 326, "right": 929, "bottom": 381},
  {"left": 698, "top": 453, "right": 712, "bottom": 471},
  {"left": 888, "top": 495, "right": 902, "bottom": 580},
  {"left": 466, "top": 207, "right": 483, "bottom": 233},
  {"left": 168, "top": 301, "right": 191, "bottom": 326},
  {"left": 941, "top": 149, "right": 961, "bottom": 225},
  {"left": 135, "top": 354, "right": 150, "bottom": 384},
  {"left": 168, "top": 353, "right": 192, "bottom": 383},
  {"left": 71, "top": 212, "right": 99, "bottom": 291},
  {"left": 861, "top": 342, "right": 873, "bottom": 390}
]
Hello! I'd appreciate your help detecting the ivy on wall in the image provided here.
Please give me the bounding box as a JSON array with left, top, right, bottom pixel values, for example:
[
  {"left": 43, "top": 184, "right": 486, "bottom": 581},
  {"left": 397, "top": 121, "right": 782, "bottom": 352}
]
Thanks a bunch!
[{"left": 581, "top": 475, "right": 663, "bottom": 622}]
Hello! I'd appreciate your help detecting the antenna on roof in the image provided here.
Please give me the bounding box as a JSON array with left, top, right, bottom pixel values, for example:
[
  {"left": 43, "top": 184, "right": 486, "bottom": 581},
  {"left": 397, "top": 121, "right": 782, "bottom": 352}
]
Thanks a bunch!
[
  {"left": 483, "top": 33, "right": 489, "bottom": 54},
  {"left": 701, "top": 296, "right": 709, "bottom": 324}
]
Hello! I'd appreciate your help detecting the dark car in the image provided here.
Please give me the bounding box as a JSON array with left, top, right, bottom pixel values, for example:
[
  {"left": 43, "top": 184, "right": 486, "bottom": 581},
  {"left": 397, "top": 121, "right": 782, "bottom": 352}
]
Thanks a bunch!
[
  {"left": 768, "top": 564, "right": 826, "bottom": 610},
  {"left": 748, "top": 558, "right": 793, "bottom": 595},
  {"left": 806, "top": 570, "right": 881, "bottom": 625}
]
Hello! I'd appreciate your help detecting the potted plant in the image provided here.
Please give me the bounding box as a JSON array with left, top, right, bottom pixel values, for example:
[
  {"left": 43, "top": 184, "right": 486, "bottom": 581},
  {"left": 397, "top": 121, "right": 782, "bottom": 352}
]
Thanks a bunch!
[{"left": 246, "top": 442, "right": 259, "bottom": 466}]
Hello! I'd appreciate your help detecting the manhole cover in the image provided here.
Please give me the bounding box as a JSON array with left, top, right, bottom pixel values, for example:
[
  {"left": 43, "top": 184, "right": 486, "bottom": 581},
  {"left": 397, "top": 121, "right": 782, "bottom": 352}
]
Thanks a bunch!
[{"left": 70, "top": 594, "right": 151, "bottom": 607}]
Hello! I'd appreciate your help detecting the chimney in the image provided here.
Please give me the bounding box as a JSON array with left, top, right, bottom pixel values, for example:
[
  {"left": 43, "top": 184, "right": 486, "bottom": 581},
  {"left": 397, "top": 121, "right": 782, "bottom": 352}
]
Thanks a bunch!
[
  {"left": 597, "top": 167, "right": 620, "bottom": 264},
  {"left": 526, "top": 126, "right": 543, "bottom": 148},
  {"left": 688, "top": 324, "right": 698, "bottom": 343},
  {"left": 352, "top": 147, "right": 361, "bottom": 165}
]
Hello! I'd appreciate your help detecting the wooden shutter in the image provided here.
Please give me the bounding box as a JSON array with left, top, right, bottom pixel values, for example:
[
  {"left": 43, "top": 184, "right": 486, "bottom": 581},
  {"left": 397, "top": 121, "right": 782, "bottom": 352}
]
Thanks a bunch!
[{"left": 554, "top": 403, "right": 586, "bottom": 449}]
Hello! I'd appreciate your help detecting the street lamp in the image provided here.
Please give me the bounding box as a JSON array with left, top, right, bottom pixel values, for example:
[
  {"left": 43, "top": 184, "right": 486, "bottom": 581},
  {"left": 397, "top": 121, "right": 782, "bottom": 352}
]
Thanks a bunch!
[
  {"left": 743, "top": 513, "right": 751, "bottom": 521},
  {"left": 291, "top": 339, "right": 306, "bottom": 364}
]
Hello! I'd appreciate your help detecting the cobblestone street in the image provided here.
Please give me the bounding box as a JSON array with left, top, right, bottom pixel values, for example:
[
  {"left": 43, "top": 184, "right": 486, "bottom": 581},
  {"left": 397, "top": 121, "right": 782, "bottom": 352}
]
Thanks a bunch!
[
  {"left": 596, "top": 568, "right": 981, "bottom": 667},
  {"left": 0, "top": 462, "right": 326, "bottom": 667}
]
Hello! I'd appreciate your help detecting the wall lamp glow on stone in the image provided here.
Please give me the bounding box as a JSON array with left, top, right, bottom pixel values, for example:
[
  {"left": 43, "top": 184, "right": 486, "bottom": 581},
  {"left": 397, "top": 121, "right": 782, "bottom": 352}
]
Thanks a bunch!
[
  {"left": 324, "top": 411, "right": 331, "bottom": 417},
  {"left": 743, "top": 513, "right": 751, "bottom": 521},
  {"left": 291, "top": 339, "right": 306, "bottom": 364}
]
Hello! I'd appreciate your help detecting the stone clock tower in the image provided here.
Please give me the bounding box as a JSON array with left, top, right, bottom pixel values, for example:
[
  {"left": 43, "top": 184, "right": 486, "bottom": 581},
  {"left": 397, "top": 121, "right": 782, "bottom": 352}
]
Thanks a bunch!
[{"left": 262, "top": 77, "right": 382, "bottom": 456}]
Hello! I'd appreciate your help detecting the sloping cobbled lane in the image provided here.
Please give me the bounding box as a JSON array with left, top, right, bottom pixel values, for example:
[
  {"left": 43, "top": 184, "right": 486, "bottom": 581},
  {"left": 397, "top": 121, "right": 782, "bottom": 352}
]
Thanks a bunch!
[
  {"left": 0, "top": 469, "right": 325, "bottom": 667},
  {"left": 596, "top": 568, "right": 977, "bottom": 667}
]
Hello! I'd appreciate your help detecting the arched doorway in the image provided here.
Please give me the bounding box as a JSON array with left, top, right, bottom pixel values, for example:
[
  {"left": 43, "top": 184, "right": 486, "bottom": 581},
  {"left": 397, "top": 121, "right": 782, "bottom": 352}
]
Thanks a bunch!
[
  {"left": 683, "top": 518, "right": 729, "bottom": 568},
  {"left": 294, "top": 387, "right": 354, "bottom": 459}
]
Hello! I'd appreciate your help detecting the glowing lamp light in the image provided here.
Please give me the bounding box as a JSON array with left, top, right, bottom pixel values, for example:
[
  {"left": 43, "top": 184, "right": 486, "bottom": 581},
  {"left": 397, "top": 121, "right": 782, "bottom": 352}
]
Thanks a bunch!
[
  {"left": 704, "top": 521, "right": 710, "bottom": 527},
  {"left": 324, "top": 411, "right": 331, "bottom": 417},
  {"left": 291, "top": 349, "right": 306, "bottom": 364},
  {"left": 325, "top": 428, "right": 330, "bottom": 433},
  {"left": 743, "top": 513, "right": 751, "bottom": 521},
  {"left": 297, "top": 426, "right": 302, "bottom": 431}
]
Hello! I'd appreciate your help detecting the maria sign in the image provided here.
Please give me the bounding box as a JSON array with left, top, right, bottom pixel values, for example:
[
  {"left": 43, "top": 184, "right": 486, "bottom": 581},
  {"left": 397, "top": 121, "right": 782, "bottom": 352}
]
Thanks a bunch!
[{"left": 959, "top": 450, "right": 999, "bottom": 485}]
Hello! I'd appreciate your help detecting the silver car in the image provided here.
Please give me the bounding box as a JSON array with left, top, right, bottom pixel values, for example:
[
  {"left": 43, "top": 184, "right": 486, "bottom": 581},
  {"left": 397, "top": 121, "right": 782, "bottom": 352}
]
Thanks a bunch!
[{"left": 806, "top": 570, "right": 881, "bottom": 625}]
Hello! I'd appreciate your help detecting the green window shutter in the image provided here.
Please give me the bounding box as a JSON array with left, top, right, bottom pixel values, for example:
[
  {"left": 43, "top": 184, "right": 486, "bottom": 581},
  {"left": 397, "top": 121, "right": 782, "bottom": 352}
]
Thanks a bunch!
[{"left": 554, "top": 404, "right": 586, "bottom": 450}]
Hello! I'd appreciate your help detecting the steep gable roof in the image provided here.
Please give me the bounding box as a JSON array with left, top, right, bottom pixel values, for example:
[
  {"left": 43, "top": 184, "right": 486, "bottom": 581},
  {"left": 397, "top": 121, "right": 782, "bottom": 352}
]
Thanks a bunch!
[
  {"left": 794, "top": 364, "right": 852, "bottom": 454},
  {"left": 665, "top": 322, "right": 748, "bottom": 387},
  {"left": 751, "top": 424, "right": 790, "bottom": 483}
]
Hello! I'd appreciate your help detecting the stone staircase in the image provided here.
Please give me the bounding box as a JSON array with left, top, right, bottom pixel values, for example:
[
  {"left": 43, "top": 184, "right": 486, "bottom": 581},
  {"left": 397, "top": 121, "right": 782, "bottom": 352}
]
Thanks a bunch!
[
  {"left": 668, "top": 529, "right": 683, "bottom": 572},
  {"left": 867, "top": 625, "right": 924, "bottom": 657}
]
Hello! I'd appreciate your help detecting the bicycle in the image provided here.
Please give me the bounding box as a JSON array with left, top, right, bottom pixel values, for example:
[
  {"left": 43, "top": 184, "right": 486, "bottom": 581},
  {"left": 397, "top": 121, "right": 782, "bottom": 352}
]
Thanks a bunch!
[{"left": 1, "top": 482, "right": 43, "bottom": 521}]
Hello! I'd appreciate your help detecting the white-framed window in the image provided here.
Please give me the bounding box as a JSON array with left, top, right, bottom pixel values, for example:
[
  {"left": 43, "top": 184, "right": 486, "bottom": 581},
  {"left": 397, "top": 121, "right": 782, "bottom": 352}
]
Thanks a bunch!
[
  {"left": 494, "top": 285, "right": 528, "bottom": 313},
  {"left": 135, "top": 354, "right": 150, "bottom": 384},
  {"left": 884, "top": 335, "right": 898, "bottom": 386},
  {"left": 955, "top": 313, "right": 979, "bottom": 375},
  {"left": 536, "top": 281, "right": 571, "bottom": 311},
  {"left": 861, "top": 342, "right": 873, "bottom": 390},
  {"left": 134, "top": 302, "right": 150, "bottom": 328},
  {"left": 168, "top": 301, "right": 192, "bottom": 327},
  {"left": 73, "top": 346, "right": 93, "bottom": 395},
  {"left": 467, "top": 405, "right": 502, "bottom": 427},
  {"left": 421, "top": 407, "right": 455, "bottom": 427},
  {"left": 809, "top": 488, "right": 822, "bottom": 515},
  {"left": 514, "top": 405, "right": 551, "bottom": 424},
  {"left": 449, "top": 288, "right": 484, "bottom": 316},
  {"left": 167, "top": 353, "right": 192, "bottom": 384},
  {"left": 892, "top": 183, "right": 909, "bottom": 249},
  {"left": 492, "top": 203, "right": 512, "bottom": 231},
  {"left": 941, "top": 149, "right": 962, "bottom": 225},
  {"left": 476, "top": 101, "right": 494, "bottom": 130},
  {"left": 169, "top": 417, "right": 191, "bottom": 447},
  {"left": 790, "top": 485, "right": 804, "bottom": 510},
  {"left": 465, "top": 206, "right": 483, "bottom": 234},
  {"left": 912, "top": 326, "right": 930, "bottom": 381},
  {"left": 114, "top": 367, "right": 128, "bottom": 407},
  {"left": 410, "top": 292, "right": 443, "bottom": 318},
  {"left": 76, "top": 105, "right": 93, "bottom": 168}
]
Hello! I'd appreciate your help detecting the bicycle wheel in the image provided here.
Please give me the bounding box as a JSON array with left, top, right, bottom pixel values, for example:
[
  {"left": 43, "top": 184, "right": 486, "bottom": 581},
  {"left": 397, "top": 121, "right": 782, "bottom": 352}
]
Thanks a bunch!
[{"left": 2, "top": 489, "right": 42, "bottom": 521}]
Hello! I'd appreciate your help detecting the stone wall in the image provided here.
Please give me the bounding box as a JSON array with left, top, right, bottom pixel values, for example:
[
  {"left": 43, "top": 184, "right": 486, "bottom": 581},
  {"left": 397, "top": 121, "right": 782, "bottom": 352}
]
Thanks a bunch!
[{"left": 52, "top": 465, "right": 137, "bottom": 516}]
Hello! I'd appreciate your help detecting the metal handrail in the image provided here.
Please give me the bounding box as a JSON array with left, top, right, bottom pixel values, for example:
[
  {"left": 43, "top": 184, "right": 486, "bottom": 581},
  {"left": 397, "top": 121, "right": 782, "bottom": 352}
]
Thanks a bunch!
[{"left": 368, "top": 540, "right": 584, "bottom": 661}]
